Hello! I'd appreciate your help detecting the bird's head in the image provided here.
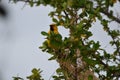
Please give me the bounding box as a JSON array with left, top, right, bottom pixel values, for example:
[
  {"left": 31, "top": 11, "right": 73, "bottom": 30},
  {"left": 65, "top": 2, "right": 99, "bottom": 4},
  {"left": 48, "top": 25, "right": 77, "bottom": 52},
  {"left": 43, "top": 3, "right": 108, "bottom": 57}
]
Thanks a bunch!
[{"left": 50, "top": 24, "right": 58, "bottom": 31}]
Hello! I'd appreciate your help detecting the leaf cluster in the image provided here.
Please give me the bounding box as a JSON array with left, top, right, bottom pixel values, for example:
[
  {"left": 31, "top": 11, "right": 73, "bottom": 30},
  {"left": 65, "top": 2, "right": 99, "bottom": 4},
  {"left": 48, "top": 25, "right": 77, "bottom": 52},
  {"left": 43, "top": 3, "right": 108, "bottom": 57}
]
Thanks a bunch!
[{"left": 13, "top": 68, "right": 44, "bottom": 80}]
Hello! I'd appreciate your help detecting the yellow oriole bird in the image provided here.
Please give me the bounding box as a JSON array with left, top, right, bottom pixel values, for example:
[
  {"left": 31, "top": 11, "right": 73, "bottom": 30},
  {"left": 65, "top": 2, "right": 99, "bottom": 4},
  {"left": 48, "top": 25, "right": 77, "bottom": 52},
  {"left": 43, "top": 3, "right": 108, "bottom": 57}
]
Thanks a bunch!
[
  {"left": 48, "top": 24, "right": 59, "bottom": 34},
  {"left": 47, "top": 24, "right": 62, "bottom": 49}
]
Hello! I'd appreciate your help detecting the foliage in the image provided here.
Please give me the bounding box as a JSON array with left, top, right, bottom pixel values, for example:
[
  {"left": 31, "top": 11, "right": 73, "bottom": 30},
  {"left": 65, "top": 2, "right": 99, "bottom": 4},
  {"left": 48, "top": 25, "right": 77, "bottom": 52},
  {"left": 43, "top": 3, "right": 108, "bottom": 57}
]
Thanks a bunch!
[
  {"left": 52, "top": 68, "right": 66, "bottom": 80},
  {"left": 13, "top": 76, "right": 24, "bottom": 80},
  {"left": 11, "top": 0, "right": 120, "bottom": 80},
  {"left": 13, "top": 68, "right": 44, "bottom": 80}
]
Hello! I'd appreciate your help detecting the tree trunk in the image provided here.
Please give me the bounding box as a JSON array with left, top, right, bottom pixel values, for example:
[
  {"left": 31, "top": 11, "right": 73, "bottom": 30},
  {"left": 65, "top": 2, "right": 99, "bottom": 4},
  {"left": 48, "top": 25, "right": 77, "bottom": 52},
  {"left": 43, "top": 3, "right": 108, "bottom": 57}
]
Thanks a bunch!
[{"left": 57, "top": 49, "right": 99, "bottom": 80}]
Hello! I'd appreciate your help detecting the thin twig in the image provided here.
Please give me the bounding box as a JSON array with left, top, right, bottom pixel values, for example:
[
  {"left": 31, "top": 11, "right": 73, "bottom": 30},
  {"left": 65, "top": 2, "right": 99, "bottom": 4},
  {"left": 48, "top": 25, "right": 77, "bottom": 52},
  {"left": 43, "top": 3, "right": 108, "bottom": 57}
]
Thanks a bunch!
[
  {"left": 63, "top": 10, "right": 69, "bottom": 19},
  {"left": 101, "top": 10, "right": 120, "bottom": 24}
]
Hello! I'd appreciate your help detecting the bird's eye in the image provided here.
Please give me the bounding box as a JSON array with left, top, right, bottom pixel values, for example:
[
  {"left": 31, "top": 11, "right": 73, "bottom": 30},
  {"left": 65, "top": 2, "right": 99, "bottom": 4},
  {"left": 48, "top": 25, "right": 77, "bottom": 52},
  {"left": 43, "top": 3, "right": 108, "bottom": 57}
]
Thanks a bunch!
[{"left": 50, "top": 25, "right": 54, "bottom": 31}]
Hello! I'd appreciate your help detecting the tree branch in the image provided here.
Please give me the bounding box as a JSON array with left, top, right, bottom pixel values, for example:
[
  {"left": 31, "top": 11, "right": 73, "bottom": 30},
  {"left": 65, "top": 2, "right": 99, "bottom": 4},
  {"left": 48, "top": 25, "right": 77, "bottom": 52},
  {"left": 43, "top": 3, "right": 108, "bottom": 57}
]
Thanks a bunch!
[{"left": 101, "top": 10, "right": 120, "bottom": 24}]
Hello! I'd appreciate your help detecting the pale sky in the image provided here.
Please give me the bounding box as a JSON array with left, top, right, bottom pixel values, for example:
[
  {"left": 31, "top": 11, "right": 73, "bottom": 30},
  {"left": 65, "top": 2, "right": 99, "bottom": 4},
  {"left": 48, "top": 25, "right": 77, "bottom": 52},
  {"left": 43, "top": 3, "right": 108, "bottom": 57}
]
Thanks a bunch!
[{"left": 0, "top": 0, "right": 120, "bottom": 80}]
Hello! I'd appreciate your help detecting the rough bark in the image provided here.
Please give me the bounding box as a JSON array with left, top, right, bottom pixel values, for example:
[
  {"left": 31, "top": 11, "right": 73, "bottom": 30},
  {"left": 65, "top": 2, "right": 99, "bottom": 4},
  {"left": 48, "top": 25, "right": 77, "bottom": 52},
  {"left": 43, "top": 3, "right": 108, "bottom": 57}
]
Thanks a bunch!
[{"left": 57, "top": 49, "right": 99, "bottom": 80}]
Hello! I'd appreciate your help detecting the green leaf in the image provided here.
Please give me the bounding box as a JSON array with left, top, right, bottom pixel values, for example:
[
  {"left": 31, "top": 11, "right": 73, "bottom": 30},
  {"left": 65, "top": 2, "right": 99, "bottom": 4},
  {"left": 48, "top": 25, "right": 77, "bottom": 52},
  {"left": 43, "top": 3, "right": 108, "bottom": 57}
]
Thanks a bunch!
[
  {"left": 101, "top": 19, "right": 109, "bottom": 31},
  {"left": 84, "top": 58, "right": 99, "bottom": 66},
  {"left": 52, "top": 18, "right": 58, "bottom": 23},
  {"left": 12, "top": 77, "right": 23, "bottom": 80},
  {"left": 36, "top": 0, "right": 41, "bottom": 6},
  {"left": 29, "top": 0, "right": 34, "bottom": 7},
  {"left": 52, "top": 76, "right": 59, "bottom": 80},
  {"left": 27, "top": 68, "right": 44, "bottom": 80},
  {"left": 49, "top": 33, "right": 62, "bottom": 49},
  {"left": 97, "top": 13, "right": 102, "bottom": 20},
  {"left": 59, "top": 76, "right": 65, "bottom": 79},
  {"left": 48, "top": 11, "right": 55, "bottom": 17},
  {"left": 41, "top": 31, "right": 48, "bottom": 36},
  {"left": 48, "top": 56, "right": 56, "bottom": 60},
  {"left": 62, "top": 2, "right": 67, "bottom": 9},
  {"left": 56, "top": 68, "right": 63, "bottom": 73},
  {"left": 110, "top": 30, "right": 120, "bottom": 39},
  {"left": 88, "top": 75, "right": 93, "bottom": 80},
  {"left": 93, "top": 41, "right": 100, "bottom": 50}
]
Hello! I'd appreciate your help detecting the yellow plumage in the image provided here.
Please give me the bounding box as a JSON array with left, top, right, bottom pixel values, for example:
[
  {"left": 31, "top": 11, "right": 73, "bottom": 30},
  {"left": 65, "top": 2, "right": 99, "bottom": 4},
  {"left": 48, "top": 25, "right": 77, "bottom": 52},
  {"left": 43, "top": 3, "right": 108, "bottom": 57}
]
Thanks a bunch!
[
  {"left": 48, "top": 24, "right": 59, "bottom": 34},
  {"left": 47, "top": 24, "right": 62, "bottom": 48}
]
